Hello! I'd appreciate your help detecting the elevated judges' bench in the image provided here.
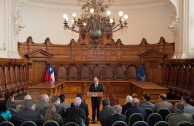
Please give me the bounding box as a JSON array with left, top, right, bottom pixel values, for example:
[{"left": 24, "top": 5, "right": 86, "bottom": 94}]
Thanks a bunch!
[{"left": 63, "top": 79, "right": 168, "bottom": 100}]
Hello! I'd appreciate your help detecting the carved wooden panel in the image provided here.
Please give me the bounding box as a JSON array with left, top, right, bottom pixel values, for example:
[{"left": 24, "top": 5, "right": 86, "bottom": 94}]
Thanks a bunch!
[
  {"left": 177, "top": 65, "right": 184, "bottom": 89},
  {"left": 115, "top": 65, "right": 126, "bottom": 80},
  {"left": 15, "top": 66, "right": 22, "bottom": 87},
  {"left": 20, "top": 66, "right": 26, "bottom": 87},
  {"left": 33, "top": 61, "right": 47, "bottom": 84},
  {"left": 104, "top": 64, "right": 114, "bottom": 80},
  {"left": 92, "top": 65, "right": 101, "bottom": 79},
  {"left": 188, "top": 67, "right": 194, "bottom": 91},
  {"left": 68, "top": 65, "right": 78, "bottom": 80},
  {"left": 4, "top": 66, "right": 12, "bottom": 90},
  {"left": 127, "top": 65, "right": 137, "bottom": 79},
  {"left": 58, "top": 65, "right": 67, "bottom": 81},
  {"left": 164, "top": 65, "right": 169, "bottom": 86},
  {"left": 0, "top": 66, "right": 7, "bottom": 97},
  {"left": 80, "top": 65, "right": 90, "bottom": 80},
  {"left": 10, "top": 66, "right": 18, "bottom": 90}
]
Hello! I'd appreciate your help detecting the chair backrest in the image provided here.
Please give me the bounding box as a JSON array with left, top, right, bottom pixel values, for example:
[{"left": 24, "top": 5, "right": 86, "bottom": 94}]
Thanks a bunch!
[
  {"left": 8, "top": 108, "right": 17, "bottom": 115},
  {"left": 132, "top": 121, "right": 149, "bottom": 126},
  {"left": 0, "top": 121, "right": 14, "bottom": 126},
  {"left": 176, "top": 121, "right": 192, "bottom": 126},
  {"left": 43, "top": 120, "right": 59, "bottom": 126},
  {"left": 112, "top": 121, "right": 127, "bottom": 126},
  {"left": 165, "top": 113, "right": 175, "bottom": 121},
  {"left": 147, "top": 113, "right": 163, "bottom": 126},
  {"left": 20, "top": 121, "right": 37, "bottom": 126},
  {"left": 128, "top": 113, "right": 144, "bottom": 126},
  {"left": 0, "top": 115, "right": 6, "bottom": 123},
  {"left": 154, "top": 121, "right": 169, "bottom": 126},
  {"left": 145, "top": 108, "right": 153, "bottom": 117},
  {"left": 157, "top": 108, "right": 170, "bottom": 121},
  {"left": 64, "top": 122, "right": 79, "bottom": 126}
]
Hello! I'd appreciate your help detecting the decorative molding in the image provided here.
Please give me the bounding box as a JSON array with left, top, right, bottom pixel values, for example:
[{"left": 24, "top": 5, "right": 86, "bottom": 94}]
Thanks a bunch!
[{"left": 12, "top": 0, "right": 28, "bottom": 40}]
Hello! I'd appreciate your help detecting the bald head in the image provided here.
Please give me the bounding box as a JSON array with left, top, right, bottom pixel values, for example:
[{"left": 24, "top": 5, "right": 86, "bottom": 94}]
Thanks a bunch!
[
  {"left": 73, "top": 97, "right": 82, "bottom": 107},
  {"left": 41, "top": 93, "right": 49, "bottom": 102},
  {"left": 93, "top": 77, "right": 98, "bottom": 84},
  {"left": 132, "top": 98, "right": 140, "bottom": 106},
  {"left": 24, "top": 95, "right": 32, "bottom": 100},
  {"left": 114, "top": 105, "right": 122, "bottom": 114}
]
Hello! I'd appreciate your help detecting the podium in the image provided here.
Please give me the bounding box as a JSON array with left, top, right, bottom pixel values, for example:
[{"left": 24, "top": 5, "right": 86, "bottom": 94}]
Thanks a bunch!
[{"left": 87, "top": 92, "right": 103, "bottom": 98}]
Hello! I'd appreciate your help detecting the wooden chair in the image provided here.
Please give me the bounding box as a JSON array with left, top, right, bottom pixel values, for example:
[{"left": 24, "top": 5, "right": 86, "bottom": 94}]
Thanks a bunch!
[
  {"left": 43, "top": 120, "right": 59, "bottom": 126},
  {"left": 112, "top": 121, "right": 127, "bottom": 126},
  {"left": 157, "top": 108, "right": 170, "bottom": 121},
  {"left": 147, "top": 113, "right": 162, "bottom": 126},
  {"left": 128, "top": 113, "right": 144, "bottom": 126},
  {"left": 154, "top": 121, "right": 169, "bottom": 126}
]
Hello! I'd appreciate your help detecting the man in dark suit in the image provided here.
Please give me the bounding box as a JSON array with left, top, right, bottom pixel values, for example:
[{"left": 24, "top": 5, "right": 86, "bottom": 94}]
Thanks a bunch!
[
  {"left": 89, "top": 77, "right": 104, "bottom": 122},
  {"left": 106, "top": 105, "right": 126, "bottom": 126}
]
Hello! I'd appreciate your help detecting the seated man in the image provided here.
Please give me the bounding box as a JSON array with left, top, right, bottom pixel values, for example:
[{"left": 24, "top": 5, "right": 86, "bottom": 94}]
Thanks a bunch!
[
  {"left": 141, "top": 94, "right": 155, "bottom": 111},
  {"left": 36, "top": 93, "right": 49, "bottom": 116},
  {"left": 64, "top": 97, "right": 86, "bottom": 126},
  {"left": 99, "top": 99, "right": 114, "bottom": 126},
  {"left": 126, "top": 98, "right": 147, "bottom": 124},
  {"left": 180, "top": 95, "right": 194, "bottom": 113},
  {"left": 155, "top": 94, "right": 173, "bottom": 112},
  {"left": 51, "top": 96, "right": 64, "bottom": 117},
  {"left": 10, "top": 99, "right": 43, "bottom": 126},
  {"left": 106, "top": 105, "right": 126, "bottom": 126},
  {"left": 167, "top": 103, "right": 194, "bottom": 126},
  {"left": 122, "top": 95, "right": 132, "bottom": 114}
]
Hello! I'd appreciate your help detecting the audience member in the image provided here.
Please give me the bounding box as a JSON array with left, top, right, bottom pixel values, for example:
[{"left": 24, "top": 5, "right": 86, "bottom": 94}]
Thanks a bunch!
[
  {"left": 11, "top": 99, "right": 43, "bottom": 126},
  {"left": 0, "top": 100, "right": 12, "bottom": 121},
  {"left": 64, "top": 97, "right": 86, "bottom": 126},
  {"left": 59, "top": 94, "right": 70, "bottom": 110},
  {"left": 155, "top": 94, "right": 173, "bottom": 112},
  {"left": 99, "top": 99, "right": 114, "bottom": 126},
  {"left": 6, "top": 95, "right": 17, "bottom": 109},
  {"left": 141, "top": 94, "right": 155, "bottom": 111},
  {"left": 36, "top": 93, "right": 49, "bottom": 111},
  {"left": 44, "top": 104, "right": 63, "bottom": 126},
  {"left": 180, "top": 95, "right": 194, "bottom": 113},
  {"left": 106, "top": 105, "right": 126, "bottom": 126},
  {"left": 51, "top": 96, "right": 64, "bottom": 116},
  {"left": 125, "top": 98, "right": 147, "bottom": 123},
  {"left": 122, "top": 95, "right": 132, "bottom": 114},
  {"left": 77, "top": 93, "right": 90, "bottom": 126},
  {"left": 167, "top": 103, "right": 194, "bottom": 126},
  {"left": 16, "top": 94, "right": 34, "bottom": 112}
]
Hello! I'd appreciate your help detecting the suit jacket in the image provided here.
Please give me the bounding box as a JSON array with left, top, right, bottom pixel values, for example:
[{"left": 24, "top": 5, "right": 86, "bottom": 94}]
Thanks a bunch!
[
  {"left": 184, "top": 104, "right": 194, "bottom": 113},
  {"left": 106, "top": 114, "right": 126, "bottom": 126},
  {"left": 122, "top": 102, "right": 132, "bottom": 114},
  {"left": 80, "top": 101, "right": 89, "bottom": 117},
  {"left": 99, "top": 106, "right": 114, "bottom": 126},
  {"left": 167, "top": 112, "right": 194, "bottom": 126},
  {"left": 36, "top": 100, "right": 49, "bottom": 111},
  {"left": 155, "top": 101, "right": 173, "bottom": 112},
  {"left": 126, "top": 106, "right": 147, "bottom": 123},
  {"left": 89, "top": 83, "right": 104, "bottom": 101},
  {"left": 141, "top": 101, "right": 155, "bottom": 111},
  {"left": 64, "top": 106, "right": 86, "bottom": 126}
]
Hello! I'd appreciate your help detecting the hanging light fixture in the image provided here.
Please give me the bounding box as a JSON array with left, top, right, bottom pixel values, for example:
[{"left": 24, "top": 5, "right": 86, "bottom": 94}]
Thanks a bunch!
[{"left": 63, "top": 0, "right": 128, "bottom": 42}]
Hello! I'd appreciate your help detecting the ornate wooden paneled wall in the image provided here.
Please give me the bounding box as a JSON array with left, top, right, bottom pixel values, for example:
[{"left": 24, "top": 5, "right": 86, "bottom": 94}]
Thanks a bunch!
[
  {"left": 18, "top": 36, "right": 174, "bottom": 85},
  {"left": 161, "top": 59, "right": 194, "bottom": 98}
]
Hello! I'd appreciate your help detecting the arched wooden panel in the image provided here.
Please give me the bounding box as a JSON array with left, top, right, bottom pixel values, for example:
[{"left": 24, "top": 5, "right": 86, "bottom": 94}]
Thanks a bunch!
[
  {"left": 127, "top": 65, "right": 137, "bottom": 79},
  {"left": 69, "top": 65, "right": 78, "bottom": 80},
  {"left": 0, "top": 66, "right": 8, "bottom": 97},
  {"left": 80, "top": 65, "right": 90, "bottom": 80},
  {"left": 10, "top": 66, "right": 19, "bottom": 92},
  {"left": 104, "top": 64, "right": 114, "bottom": 80},
  {"left": 92, "top": 65, "right": 101, "bottom": 79},
  {"left": 58, "top": 65, "right": 67, "bottom": 81},
  {"left": 115, "top": 65, "right": 126, "bottom": 80}
]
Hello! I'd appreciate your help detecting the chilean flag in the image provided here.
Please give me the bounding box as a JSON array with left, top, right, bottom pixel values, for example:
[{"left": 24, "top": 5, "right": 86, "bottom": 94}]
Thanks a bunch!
[{"left": 44, "top": 64, "right": 55, "bottom": 81}]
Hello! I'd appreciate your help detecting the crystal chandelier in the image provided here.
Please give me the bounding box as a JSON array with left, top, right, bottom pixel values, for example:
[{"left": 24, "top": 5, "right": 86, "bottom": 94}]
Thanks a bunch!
[{"left": 63, "top": 0, "right": 128, "bottom": 42}]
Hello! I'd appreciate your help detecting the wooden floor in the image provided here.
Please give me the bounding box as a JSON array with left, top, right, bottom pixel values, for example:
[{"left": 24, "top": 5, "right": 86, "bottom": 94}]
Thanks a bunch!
[{"left": 65, "top": 97, "right": 126, "bottom": 126}]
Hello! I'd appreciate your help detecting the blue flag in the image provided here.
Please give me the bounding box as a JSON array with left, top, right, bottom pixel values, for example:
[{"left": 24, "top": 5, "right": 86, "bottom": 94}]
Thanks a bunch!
[{"left": 136, "top": 64, "right": 146, "bottom": 81}]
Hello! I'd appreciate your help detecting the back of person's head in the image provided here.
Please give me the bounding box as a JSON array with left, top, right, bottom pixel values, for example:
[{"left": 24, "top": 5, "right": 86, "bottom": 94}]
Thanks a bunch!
[
  {"left": 23, "top": 99, "right": 35, "bottom": 110},
  {"left": 51, "top": 96, "right": 60, "bottom": 105},
  {"left": 182, "top": 95, "right": 190, "bottom": 104},
  {"left": 41, "top": 93, "right": 49, "bottom": 102},
  {"left": 0, "top": 100, "right": 7, "bottom": 112},
  {"left": 125, "top": 95, "right": 133, "bottom": 103},
  {"left": 73, "top": 97, "right": 82, "bottom": 107},
  {"left": 76, "top": 93, "right": 83, "bottom": 100},
  {"left": 143, "top": 94, "right": 151, "bottom": 101},
  {"left": 102, "top": 99, "right": 110, "bottom": 107},
  {"left": 159, "top": 94, "right": 167, "bottom": 101},
  {"left": 59, "top": 94, "right": 65, "bottom": 103},
  {"left": 132, "top": 98, "right": 140, "bottom": 106},
  {"left": 114, "top": 105, "right": 122, "bottom": 114},
  {"left": 44, "top": 105, "right": 57, "bottom": 122},
  {"left": 24, "top": 95, "right": 32, "bottom": 100},
  {"left": 175, "top": 102, "right": 184, "bottom": 113}
]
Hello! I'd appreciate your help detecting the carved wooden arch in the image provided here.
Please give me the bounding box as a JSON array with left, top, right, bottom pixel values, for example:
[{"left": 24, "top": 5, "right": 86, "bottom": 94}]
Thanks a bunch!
[
  {"left": 127, "top": 65, "right": 137, "bottom": 79},
  {"left": 80, "top": 64, "right": 90, "bottom": 80},
  {"left": 92, "top": 64, "right": 101, "bottom": 80},
  {"left": 68, "top": 64, "right": 78, "bottom": 80},
  {"left": 4, "top": 66, "right": 12, "bottom": 90},
  {"left": 115, "top": 64, "right": 126, "bottom": 80},
  {"left": 104, "top": 64, "right": 114, "bottom": 80},
  {"left": 58, "top": 65, "right": 67, "bottom": 81}
]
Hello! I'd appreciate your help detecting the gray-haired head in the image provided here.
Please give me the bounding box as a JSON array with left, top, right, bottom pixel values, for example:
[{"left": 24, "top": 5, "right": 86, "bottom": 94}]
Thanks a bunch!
[
  {"left": 125, "top": 95, "right": 133, "bottom": 104},
  {"left": 175, "top": 102, "right": 184, "bottom": 113},
  {"left": 73, "top": 97, "right": 82, "bottom": 107},
  {"left": 132, "top": 98, "right": 140, "bottom": 106},
  {"left": 114, "top": 105, "right": 122, "bottom": 114},
  {"left": 41, "top": 93, "right": 49, "bottom": 102},
  {"left": 22, "top": 99, "right": 35, "bottom": 109},
  {"left": 24, "top": 95, "right": 32, "bottom": 100}
]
